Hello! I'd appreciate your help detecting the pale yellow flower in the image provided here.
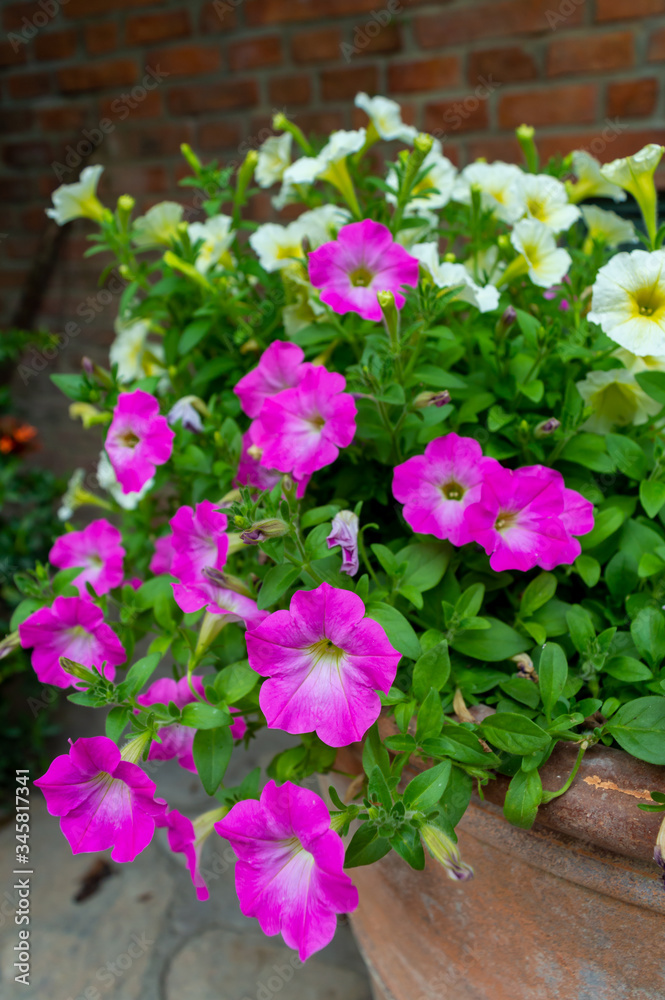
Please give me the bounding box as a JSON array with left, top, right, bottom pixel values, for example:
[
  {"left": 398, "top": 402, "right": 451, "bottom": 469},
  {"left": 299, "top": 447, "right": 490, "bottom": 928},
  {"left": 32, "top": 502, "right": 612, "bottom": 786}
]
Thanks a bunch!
[
  {"left": 46, "top": 165, "right": 106, "bottom": 225},
  {"left": 588, "top": 249, "right": 665, "bottom": 355},
  {"left": 576, "top": 367, "right": 660, "bottom": 434}
]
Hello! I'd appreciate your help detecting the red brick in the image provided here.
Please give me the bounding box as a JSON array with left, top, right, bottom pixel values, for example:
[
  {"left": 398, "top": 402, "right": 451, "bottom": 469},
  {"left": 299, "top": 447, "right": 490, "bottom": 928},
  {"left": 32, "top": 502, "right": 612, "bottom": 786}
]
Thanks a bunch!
[
  {"left": 245, "top": 0, "right": 397, "bottom": 25},
  {"left": 6, "top": 236, "right": 41, "bottom": 260},
  {"left": 292, "top": 27, "right": 342, "bottom": 63},
  {"left": 100, "top": 89, "right": 163, "bottom": 120},
  {"left": 34, "top": 30, "right": 78, "bottom": 61},
  {"left": 498, "top": 84, "right": 598, "bottom": 128},
  {"left": 415, "top": 0, "right": 583, "bottom": 48},
  {"left": 22, "top": 206, "right": 49, "bottom": 232},
  {"left": 168, "top": 80, "right": 258, "bottom": 115},
  {"left": 146, "top": 44, "right": 221, "bottom": 77},
  {"left": 533, "top": 127, "right": 665, "bottom": 165},
  {"left": 294, "top": 110, "right": 345, "bottom": 137},
  {"left": 0, "top": 110, "right": 34, "bottom": 133},
  {"left": 268, "top": 73, "right": 312, "bottom": 106},
  {"left": 111, "top": 123, "right": 195, "bottom": 159},
  {"left": 38, "top": 106, "right": 87, "bottom": 131},
  {"left": 466, "top": 135, "right": 522, "bottom": 163},
  {"left": 352, "top": 22, "right": 401, "bottom": 56},
  {"left": 468, "top": 47, "right": 538, "bottom": 86},
  {"left": 0, "top": 41, "right": 26, "bottom": 67},
  {"left": 228, "top": 36, "right": 281, "bottom": 71},
  {"left": 607, "top": 78, "right": 659, "bottom": 117},
  {"left": 547, "top": 31, "right": 634, "bottom": 76},
  {"left": 109, "top": 165, "right": 169, "bottom": 194},
  {"left": 198, "top": 121, "right": 242, "bottom": 151},
  {"left": 8, "top": 71, "right": 51, "bottom": 100},
  {"left": 649, "top": 27, "right": 665, "bottom": 61},
  {"left": 3, "top": 2, "right": 50, "bottom": 30},
  {"left": 85, "top": 22, "right": 118, "bottom": 55},
  {"left": 596, "top": 0, "right": 665, "bottom": 19},
  {"left": 3, "top": 141, "right": 52, "bottom": 168},
  {"left": 320, "top": 65, "right": 378, "bottom": 101},
  {"left": 200, "top": 1, "right": 237, "bottom": 32},
  {"left": 425, "top": 97, "right": 490, "bottom": 136},
  {"left": 0, "top": 177, "right": 33, "bottom": 201},
  {"left": 126, "top": 10, "right": 191, "bottom": 45},
  {"left": 388, "top": 56, "right": 460, "bottom": 94},
  {"left": 57, "top": 59, "right": 138, "bottom": 93},
  {"left": 63, "top": 0, "right": 162, "bottom": 15}
]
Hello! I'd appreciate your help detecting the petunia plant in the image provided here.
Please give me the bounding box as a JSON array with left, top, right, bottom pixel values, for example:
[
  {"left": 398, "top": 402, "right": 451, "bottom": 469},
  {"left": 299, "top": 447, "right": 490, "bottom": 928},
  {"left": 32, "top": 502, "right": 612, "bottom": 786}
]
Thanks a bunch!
[{"left": 7, "top": 94, "right": 665, "bottom": 959}]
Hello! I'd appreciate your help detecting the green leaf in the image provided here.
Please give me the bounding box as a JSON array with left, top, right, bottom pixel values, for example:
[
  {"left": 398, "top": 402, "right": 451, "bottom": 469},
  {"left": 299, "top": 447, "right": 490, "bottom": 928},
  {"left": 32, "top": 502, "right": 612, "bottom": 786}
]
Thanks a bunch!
[
  {"left": 105, "top": 706, "right": 130, "bottom": 744},
  {"left": 520, "top": 572, "right": 557, "bottom": 617},
  {"left": 371, "top": 543, "right": 401, "bottom": 577},
  {"left": 345, "top": 824, "right": 391, "bottom": 868},
  {"left": 518, "top": 379, "right": 544, "bottom": 403},
  {"left": 635, "top": 370, "right": 665, "bottom": 405},
  {"left": 455, "top": 583, "right": 485, "bottom": 619},
  {"left": 178, "top": 318, "right": 211, "bottom": 355},
  {"left": 412, "top": 641, "right": 450, "bottom": 701},
  {"left": 580, "top": 507, "right": 624, "bottom": 550},
  {"left": 257, "top": 564, "right": 301, "bottom": 610},
  {"left": 415, "top": 688, "right": 444, "bottom": 741},
  {"left": 630, "top": 607, "right": 665, "bottom": 670},
  {"left": 575, "top": 555, "right": 601, "bottom": 587},
  {"left": 118, "top": 653, "right": 161, "bottom": 699},
  {"left": 481, "top": 713, "right": 551, "bottom": 755},
  {"left": 499, "top": 677, "right": 540, "bottom": 709},
  {"left": 301, "top": 505, "right": 340, "bottom": 529},
  {"left": 368, "top": 765, "right": 392, "bottom": 810},
  {"left": 640, "top": 480, "right": 665, "bottom": 518},
  {"left": 421, "top": 729, "right": 500, "bottom": 767},
  {"left": 451, "top": 617, "right": 531, "bottom": 661},
  {"left": 389, "top": 826, "right": 425, "bottom": 870},
  {"left": 193, "top": 726, "right": 233, "bottom": 795},
  {"left": 50, "top": 373, "right": 87, "bottom": 400},
  {"left": 607, "top": 697, "right": 665, "bottom": 764},
  {"left": 10, "top": 598, "right": 43, "bottom": 630},
  {"left": 403, "top": 760, "right": 452, "bottom": 812},
  {"left": 363, "top": 721, "right": 390, "bottom": 780},
  {"left": 538, "top": 642, "right": 568, "bottom": 718},
  {"left": 503, "top": 769, "right": 543, "bottom": 829},
  {"left": 561, "top": 434, "right": 614, "bottom": 474},
  {"left": 395, "top": 541, "right": 451, "bottom": 592},
  {"left": 181, "top": 701, "right": 231, "bottom": 730},
  {"left": 606, "top": 434, "right": 647, "bottom": 481},
  {"left": 566, "top": 605, "right": 595, "bottom": 654},
  {"left": 604, "top": 656, "right": 653, "bottom": 682},
  {"left": 214, "top": 660, "right": 258, "bottom": 702},
  {"left": 384, "top": 734, "right": 417, "bottom": 753},
  {"left": 366, "top": 603, "right": 419, "bottom": 659}
]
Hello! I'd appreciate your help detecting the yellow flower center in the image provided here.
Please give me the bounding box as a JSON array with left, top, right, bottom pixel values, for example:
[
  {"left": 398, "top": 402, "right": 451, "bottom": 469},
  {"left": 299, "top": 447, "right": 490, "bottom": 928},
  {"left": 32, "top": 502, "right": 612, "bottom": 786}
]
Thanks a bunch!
[
  {"left": 442, "top": 480, "right": 465, "bottom": 501},
  {"left": 276, "top": 244, "right": 303, "bottom": 261},
  {"left": 118, "top": 430, "right": 140, "bottom": 448},
  {"left": 630, "top": 280, "right": 665, "bottom": 320},
  {"left": 495, "top": 511, "right": 517, "bottom": 532},
  {"left": 349, "top": 267, "right": 373, "bottom": 287}
]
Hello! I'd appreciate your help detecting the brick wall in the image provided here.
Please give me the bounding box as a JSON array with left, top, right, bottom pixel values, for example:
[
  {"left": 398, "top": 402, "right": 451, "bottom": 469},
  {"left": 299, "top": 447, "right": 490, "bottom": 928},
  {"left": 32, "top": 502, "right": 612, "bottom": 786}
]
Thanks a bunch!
[{"left": 1, "top": 0, "right": 664, "bottom": 468}]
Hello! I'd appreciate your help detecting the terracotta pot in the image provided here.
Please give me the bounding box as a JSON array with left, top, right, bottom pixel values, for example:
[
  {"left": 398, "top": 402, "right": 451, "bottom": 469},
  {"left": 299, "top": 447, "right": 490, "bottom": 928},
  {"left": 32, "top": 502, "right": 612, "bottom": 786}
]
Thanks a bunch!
[{"left": 328, "top": 731, "right": 665, "bottom": 1000}]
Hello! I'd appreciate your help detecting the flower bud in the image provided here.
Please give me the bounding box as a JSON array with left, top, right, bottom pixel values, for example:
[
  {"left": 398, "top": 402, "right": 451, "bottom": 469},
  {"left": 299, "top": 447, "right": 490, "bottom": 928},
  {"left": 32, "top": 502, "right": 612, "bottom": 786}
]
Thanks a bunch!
[
  {"left": 420, "top": 822, "right": 474, "bottom": 881},
  {"left": 414, "top": 390, "right": 451, "bottom": 409},
  {"left": 443, "top": 252, "right": 456, "bottom": 264},
  {"left": 202, "top": 566, "right": 252, "bottom": 597},
  {"left": 495, "top": 305, "right": 517, "bottom": 337},
  {"left": 655, "top": 815, "right": 665, "bottom": 879},
  {"left": 511, "top": 652, "right": 538, "bottom": 681},
  {"left": 0, "top": 630, "right": 20, "bottom": 660},
  {"left": 516, "top": 124, "right": 539, "bottom": 173},
  {"left": 240, "top": 519, "right": 289, "bottom": 544},
  {"left": 180, "top": 143, "right": 202, "bottom": 173},
  {"left": 534, "top": 417, "right": 561, "bottom": 438},
  {"left": 59, "top": 656, "right": 99, "bottom": 684},
  {"left": 69, "top": 403, "right": 111, "bottom": 429},
  {"left": 81, "top": 356, "right": 94, "bottom": 375}
]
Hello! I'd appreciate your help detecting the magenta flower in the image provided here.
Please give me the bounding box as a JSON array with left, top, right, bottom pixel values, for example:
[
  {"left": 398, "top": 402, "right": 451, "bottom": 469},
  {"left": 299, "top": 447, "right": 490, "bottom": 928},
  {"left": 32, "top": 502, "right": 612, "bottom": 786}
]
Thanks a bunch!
[
  {"left": 308, "top": 219, "right": 419, "bottom": 322},
  {"left": 150, "top": 534, "right": 175, "bottom": 575},
  {"left": 215, "top": 780, "right": 358, "bottom": 960},
  {"left": 464, "top": 465, "right": 593, "bottom": 572},
  {"left": 327, "top": 510, "right": 359, "bottom": 576},
  {"left": 49, "top": 519, "right": 125, "bottom": 596},
  {"left": 392, "top": 434, "right": 501, "bottom": 547},
  {"left": 245, "top": 582, "right": 401, "bottom": 747},
  {"left": 234, "top": 341, "right": 312, "bottom": 419},
  {"left": 137, "top": 675, "right": 246, "bottom": 772},
  {"left": 172, "top": 577, "right": 268, "bottom": 631},
  {"left": 235, "top": 430, "right": 310, "bottom": 499},
  {"left": 252, "top": 366, "right": 357, "bottom": 480},
  {"left": 34, "top": 736, "right": 165, "bottom": 862},
  {"left": 18, "top": 595, "right": 126, "bottom": 688},
  {"left": 105, "top": 389, "right": 174, "bottom": 494},
  {"left": 170, "top": 501, "right": 229, "bottom": 585},
  {"left": 161, "top": 807, "right": 226, "bottom": 901}
]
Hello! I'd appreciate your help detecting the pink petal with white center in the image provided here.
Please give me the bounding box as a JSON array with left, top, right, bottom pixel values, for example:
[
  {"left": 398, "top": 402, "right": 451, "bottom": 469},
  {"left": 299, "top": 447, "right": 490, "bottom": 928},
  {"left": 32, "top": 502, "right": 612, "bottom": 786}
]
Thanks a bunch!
[
  {"left": 105, "top": 389, "right": 174, "bottom": 494},
  {"left": 49, "top": 519, "right": 125, "bottom": 596},
  {"left": 170, "top": 501, "right": 229, "bottom": 584},
  {"left": 234, "top": 341, "right": 311, "bottom": 418}
]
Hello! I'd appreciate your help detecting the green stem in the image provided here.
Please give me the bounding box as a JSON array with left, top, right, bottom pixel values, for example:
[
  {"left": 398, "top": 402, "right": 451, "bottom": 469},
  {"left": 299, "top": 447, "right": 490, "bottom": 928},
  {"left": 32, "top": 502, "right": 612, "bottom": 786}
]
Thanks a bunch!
[{"left": 541, "top": 742, "right": 588, "bottom": 804}]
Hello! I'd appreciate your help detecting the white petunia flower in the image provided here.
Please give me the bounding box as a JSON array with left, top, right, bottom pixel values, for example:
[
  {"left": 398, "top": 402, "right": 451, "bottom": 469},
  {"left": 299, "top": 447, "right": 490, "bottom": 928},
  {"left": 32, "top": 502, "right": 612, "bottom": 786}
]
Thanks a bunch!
[
  {"left": 188, "top": 215, "right": 235, "bottom": 273},
  {"left": 354, "top": 92, "right": 418, "bottom": 144},
  {"left": 255, "top": 132, "right": 292, "bottom": 188},
  {"left": 568, "top": 150, "right": 626, "bottom": 203},
  {"left": 296, "top": 205, "right": 350, "bottom": 248},
  {"left": 282, "top": 129, "right": 366, "bottom": 188},
  {"left": 614, "top": 348, "right": 665, "bottom": 375},
  {"left": 249, "top": 220, "right": 308, "bottom": 272},
  {"left": 452, "top": 161, "right": 524, "bottom": 223},
  {"left": 133, "top": 201, "right": 184, "bottom": 248},
  {"left": 464, "top": 245, "right": 505, "bottom": 286},
  {"left": 387, "top": 147, "right": 457, "bottom": 213},
  {"left": 600, "top": 143, "right": 664, "bottom": 193},
  {"left": 96, "top": 451, "right": 154, "bottom": 509},
  {"left": 515, "top": 173, "right": 580, "bottom": 233},
  {"left": 110, "top": 318, "right": 166, "bottom": 384},
  {"left": 412, "top": 242, "right": 499, "bottom": 312},
  {"left": 576, "top": 367, "right": 660, "bottom": 434},
  {"left": 46, "top": 165, "right": 106, "bottom": 225},
  {"left": 581, "top": 205, "right": 637, "bottom": 248},
  {"left": 588, "top": 249, "right": 665, "bottom": 355},
  {"left": 509, "top": 218, "right": 572, "bottom": 288}
]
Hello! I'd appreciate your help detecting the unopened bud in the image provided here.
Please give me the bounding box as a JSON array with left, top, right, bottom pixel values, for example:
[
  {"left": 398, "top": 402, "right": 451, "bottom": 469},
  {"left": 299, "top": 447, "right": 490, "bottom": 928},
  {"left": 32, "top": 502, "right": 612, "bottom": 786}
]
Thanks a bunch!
[
  {"left": 0, "top": 630, "right": 20, "bottom": 660},
  {"left": 414, "top": 133, "right": 434, "bottom": 157},
  {"left": 202, "top": 566, "right": 252, "bottom": 597},
  {"left": 59, "top": 656, "right": 99, "bottom": 684},
  {"left": 534, "top": 417, "right": 561, "bottom": 438},
  {"left": 443, "top": 252, "right": 456, "bottom": 263},
  {"left": 420, "top": 823, "right": 474, "bottom": 881},
  {"left": 495, "top": 305, "right": 517, "bottom": 337},
  {"left": 81, "top": 356, "right": 94, "bottom": 375},
  {"left": 240, "top": 518, "right": 289, "bottom": 544},
  {"left": 655, "top": 815, "right": 665, "bottom": 878},
  {"left": 511, "top": 652, "right": 538, "bottom": 681},
  {"left": 414, "top": 390, "right": 451, "bottom": 409}
]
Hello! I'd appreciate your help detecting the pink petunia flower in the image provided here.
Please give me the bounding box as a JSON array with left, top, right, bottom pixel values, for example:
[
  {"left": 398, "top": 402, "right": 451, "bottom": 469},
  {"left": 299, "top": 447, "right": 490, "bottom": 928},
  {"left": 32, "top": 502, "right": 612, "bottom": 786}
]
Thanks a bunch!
[
  {"left": 150, "top": 534, "right": 175, "bottom": 575},
  {"left": 252, "top": 366, "right": 357, "bottom": 480},
  {"left": 34, "top": 736, "right": 165, "bottom": 862},
  {"left": 170, "top": 501, "right": 229, "bottom": 585},
  {"left": 172, "top": 576, "right": 268, "bottom": 631},
  {"left": 392, "top": 433, "right": 501, "bottom": 547},
  {"left": 49, "top": 519, "right": 125, "bottom": 596},
  {"left": 137, "top": 675, "right": 246, "bottom": 773},
  {"left": 215, "top": 780, "right": 358, "bottom": 960},
  {"left": 18, "top": 595, "right": 126, "bottom": 688},
  {"left": 234, "top": 341, "right": 312, "bottom": 419},
  {"left": 235, "top": 430, "right": 310, "bottom": 499},
  {"left": 308, "top": 219, "right": 420, "bottom": 322},
  {"left": 245, "top": 582, "right": 401, "bottom": 747},
  {"left": 464, "top": 465, "right": 593, "bottom": 572},
  {"left": 161, "top": 806, "right": 228, "bottom": 901},
  {"left": 105, "top": 389, "right": 174, "bottom": 494},
  {"left": 327, "top": 510, "right": 359, "bottom": 576}
]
